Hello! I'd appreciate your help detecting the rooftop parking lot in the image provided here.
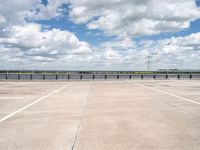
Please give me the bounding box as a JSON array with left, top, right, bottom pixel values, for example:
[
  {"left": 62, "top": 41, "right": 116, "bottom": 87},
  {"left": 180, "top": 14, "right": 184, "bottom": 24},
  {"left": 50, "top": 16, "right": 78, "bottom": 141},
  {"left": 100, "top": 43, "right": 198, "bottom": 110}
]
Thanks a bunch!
[{"left": 0, "top": 80, "right": 200, "bottom": 150}]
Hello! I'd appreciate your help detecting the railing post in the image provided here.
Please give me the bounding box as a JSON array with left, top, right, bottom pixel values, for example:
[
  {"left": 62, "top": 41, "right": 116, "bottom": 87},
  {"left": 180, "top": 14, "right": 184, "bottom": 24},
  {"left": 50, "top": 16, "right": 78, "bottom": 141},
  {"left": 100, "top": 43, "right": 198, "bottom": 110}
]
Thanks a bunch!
[
  {"left": 189, "top": 74, "right": 192, "bottom": 79},
  {"left": 93, "top": 74, "right": 95, "bottom": 80},
  {"left": 80, "top": 74, "right": 82, "bottom": 80},
  {"left": 30, "top": 74, "right": 33, "bottom": 80},
  {"left": 5, "top": 73, "right": 8, "bottom": 80},
  {"left": 177, "top": 73, "right": 180, "bottom": 80},
  {"left": 43, "top": 74, "right": 45, "bottom": 80},
  {"left": 68, "top": 74, "right": 70, "bottom": 80},
  {"left": 18, "top": 74, "right": 20, "bottom": 80},
  {"left": 141, "top": 74, "right": 144, "bottom": 79},
  {"left": 166, "top": 74, "right": 168, "bottom": 80},
  {"left": 56, "top": 74, "right": 58, "bottom": 80}
]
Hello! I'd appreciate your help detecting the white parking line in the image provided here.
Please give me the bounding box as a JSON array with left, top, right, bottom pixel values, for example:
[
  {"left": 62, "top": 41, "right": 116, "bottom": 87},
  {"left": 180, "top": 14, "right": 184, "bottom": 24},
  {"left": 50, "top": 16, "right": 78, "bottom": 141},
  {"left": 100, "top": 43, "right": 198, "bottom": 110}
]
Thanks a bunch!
[
  {"left": 0, "top": 97, "right": 23, "bottom": 100},
  {"left": 135, "top": 83, "right": 200, "bottom": 105},
  {"left": 0, "top": 83, "right": 72, "bottom": 123}
]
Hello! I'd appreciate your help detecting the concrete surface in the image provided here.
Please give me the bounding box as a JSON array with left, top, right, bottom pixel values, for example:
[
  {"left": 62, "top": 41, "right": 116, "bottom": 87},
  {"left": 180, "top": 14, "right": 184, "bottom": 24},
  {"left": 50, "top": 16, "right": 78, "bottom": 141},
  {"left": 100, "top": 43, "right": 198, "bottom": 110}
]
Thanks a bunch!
[{"left": 0, "top": 80, "right": 200, "bottom": 150}]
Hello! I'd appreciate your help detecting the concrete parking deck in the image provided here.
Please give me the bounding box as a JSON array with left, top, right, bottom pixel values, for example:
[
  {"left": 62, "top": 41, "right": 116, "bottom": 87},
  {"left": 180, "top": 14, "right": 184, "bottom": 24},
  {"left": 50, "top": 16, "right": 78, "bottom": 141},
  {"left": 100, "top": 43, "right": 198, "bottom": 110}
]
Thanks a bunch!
[{"left": 0, "top": 80, "right": 200, "bottom": 150}]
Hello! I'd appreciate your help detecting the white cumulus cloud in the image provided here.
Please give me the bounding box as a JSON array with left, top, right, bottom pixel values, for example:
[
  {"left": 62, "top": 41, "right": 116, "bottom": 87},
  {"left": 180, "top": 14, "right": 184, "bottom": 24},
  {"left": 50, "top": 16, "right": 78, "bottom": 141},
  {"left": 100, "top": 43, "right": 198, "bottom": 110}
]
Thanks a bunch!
[
  {"left": 28, "top": 0, "right": 200, "bottom": 37},
  {"left": 0, "top": 23, "right": 91, "bottom": 62},
  {"left": 69, "top": 0, "right": 200, "bottom": 37},
  {"left": 0, "top": 0, "right": 200, "bottom": 70}
]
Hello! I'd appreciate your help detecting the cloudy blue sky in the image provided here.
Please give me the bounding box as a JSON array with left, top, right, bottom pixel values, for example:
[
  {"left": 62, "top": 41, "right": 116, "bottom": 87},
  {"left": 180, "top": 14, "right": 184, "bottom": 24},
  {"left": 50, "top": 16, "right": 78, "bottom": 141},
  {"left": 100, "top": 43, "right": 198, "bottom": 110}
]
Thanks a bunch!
[{"left": 0, "top": 0, "right": 200, "bottom": 70}]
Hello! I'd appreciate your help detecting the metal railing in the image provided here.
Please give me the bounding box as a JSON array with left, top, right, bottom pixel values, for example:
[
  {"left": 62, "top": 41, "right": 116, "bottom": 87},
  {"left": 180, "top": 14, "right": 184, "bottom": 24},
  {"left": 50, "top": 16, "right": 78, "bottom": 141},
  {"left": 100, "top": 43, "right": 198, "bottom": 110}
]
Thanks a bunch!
[{"left": 0, "top": 72, "right": 200, "bottom": 80}]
